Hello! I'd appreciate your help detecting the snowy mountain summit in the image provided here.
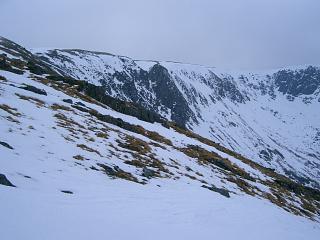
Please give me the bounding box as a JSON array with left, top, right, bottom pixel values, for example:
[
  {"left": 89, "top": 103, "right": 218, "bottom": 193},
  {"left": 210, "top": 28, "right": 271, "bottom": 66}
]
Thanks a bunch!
[{"left": 1, "top": 36, "right": 320, "bottom": 239}]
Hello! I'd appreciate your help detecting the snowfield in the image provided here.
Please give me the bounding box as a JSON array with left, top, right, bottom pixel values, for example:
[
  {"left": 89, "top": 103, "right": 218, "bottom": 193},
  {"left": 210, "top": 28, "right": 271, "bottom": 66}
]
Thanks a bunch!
[
  {"left": 1, "top": 69, "right": 320, "bottom": 239},
  {"left": 1, "top": 182, "right": 320, "bottom": 240}
]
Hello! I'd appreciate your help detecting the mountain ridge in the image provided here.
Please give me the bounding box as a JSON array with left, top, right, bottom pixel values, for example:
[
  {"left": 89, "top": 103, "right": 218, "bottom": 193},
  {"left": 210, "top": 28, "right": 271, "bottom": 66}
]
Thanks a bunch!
[
  {"left": 1, "top": 36, "right": 319, "bottom": 189},
  {"left": 22, "top": 40, "right": 320, "bottom": 189}
]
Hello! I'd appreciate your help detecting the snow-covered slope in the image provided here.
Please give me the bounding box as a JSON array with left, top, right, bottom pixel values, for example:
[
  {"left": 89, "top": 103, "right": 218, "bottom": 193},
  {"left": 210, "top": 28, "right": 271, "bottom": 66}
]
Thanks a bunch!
[
  {"left": 1, "top": 36, "right": 320, "bottom": 238},
  {"left": 31, "top": 45, "right": 320, "bottom": 189},
  {"left": 1, "top": 55, "right": 320, "bottom": 239}
]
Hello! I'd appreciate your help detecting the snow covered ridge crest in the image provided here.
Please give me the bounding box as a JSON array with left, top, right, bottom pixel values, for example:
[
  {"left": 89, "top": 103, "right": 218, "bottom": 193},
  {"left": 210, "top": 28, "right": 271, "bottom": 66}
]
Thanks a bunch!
[{"left": 1, "top": 40, "right": 320, "bottom": 222}]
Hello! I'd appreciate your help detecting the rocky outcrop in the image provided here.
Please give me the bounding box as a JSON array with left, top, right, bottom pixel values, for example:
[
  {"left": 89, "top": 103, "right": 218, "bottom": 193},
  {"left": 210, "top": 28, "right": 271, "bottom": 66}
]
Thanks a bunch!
[{"left": 0, "top": 174, "right": 15, "bottom": 187}]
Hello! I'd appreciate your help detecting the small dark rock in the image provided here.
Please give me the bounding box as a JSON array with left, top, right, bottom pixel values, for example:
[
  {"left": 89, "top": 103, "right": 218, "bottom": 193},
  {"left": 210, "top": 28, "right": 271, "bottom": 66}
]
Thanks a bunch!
[
  {"left": 229, "top": 122, "right": 237, "bottom": 127},
  {"left": 185, "top": 166, "right": 193, "bottom": 172},
  {"left": 97, "top": 163, "right": 139, "bottom": 183},
  {"left": 75, "top": 101, "right": 86, "bottom": 107},
  {"left": 0, "top": 174, "right": 15, "bottom": 187},
  {"left": 20, "top": 84, "right": 47, "bottom": 95},
  {"left": 90, "top": 166, "right": 99, "bottom": 171},
  {"left": 63, "top": 99, "right": 73, "bottom": 104},
  {"left": 202, "top": 184, "right": 230, "bottom": 198},
  {"left": 161, "top": 122, "right": 170, "bottom": 129},
  {"left": 98, "top": 164, "right": 117, "bottom": 175},
  {"left": 142, "top": 167, "right": 156, "bottom": 179},
  {"left": 61, "top": 190, "right": 73, "bottom": 194},
  {"left": 113, "top": 166, "right": 121, "bottom": 172},
  {"left": 0, "top": 141, "right": 13, "bottom": 150}
]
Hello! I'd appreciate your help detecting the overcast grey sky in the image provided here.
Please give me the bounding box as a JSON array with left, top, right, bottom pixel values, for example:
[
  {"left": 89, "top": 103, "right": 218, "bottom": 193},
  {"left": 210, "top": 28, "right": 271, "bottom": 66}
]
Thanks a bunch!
[{"left": 1, "top": 0, "right": 320, "bottom": 70}]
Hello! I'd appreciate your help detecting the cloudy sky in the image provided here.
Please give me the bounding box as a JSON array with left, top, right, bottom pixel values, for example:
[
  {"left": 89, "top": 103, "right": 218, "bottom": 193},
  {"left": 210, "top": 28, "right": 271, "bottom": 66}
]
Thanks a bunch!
[{"left": 1, "top": 0, "right": 319, "bottom": 70}]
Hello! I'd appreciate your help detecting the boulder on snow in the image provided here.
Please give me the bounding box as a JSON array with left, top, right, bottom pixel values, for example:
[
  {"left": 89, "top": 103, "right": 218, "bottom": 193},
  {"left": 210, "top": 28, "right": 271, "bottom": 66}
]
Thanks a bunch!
[
  {"left": 75, "top": 101, "right": 86, "bottom": 107},
  {"left": 142, "top": 167, "right": 156, "bottom": 179},
  {"left": 62, "top": 99, "right": 73, "bottom": 104},
  {"left": 202, "top": 185, "right": 230, "bottom": 198},
  {"left": 0, "top": 174, "right": 15, "bottom": 187},
  {"left": 61, "top": 190, "right": 73, "bottom": 194},
  {"left": 0, "top": 141, "right": 13, "bottom": 150}
]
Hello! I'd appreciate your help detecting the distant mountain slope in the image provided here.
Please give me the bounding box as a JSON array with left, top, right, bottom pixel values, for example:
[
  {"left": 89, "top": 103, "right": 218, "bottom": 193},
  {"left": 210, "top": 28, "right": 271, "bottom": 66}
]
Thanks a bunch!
[{"left": 28, "top": 44, "right": 320, "bottom": 189}]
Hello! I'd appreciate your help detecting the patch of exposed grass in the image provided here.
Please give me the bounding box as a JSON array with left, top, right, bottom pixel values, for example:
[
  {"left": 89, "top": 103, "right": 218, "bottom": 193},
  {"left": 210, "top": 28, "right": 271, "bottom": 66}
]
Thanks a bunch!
[
  {"left": 97, "top": 163, "right": 140, "bottom": 183},
  {"left": 149, "top": 159, "right": 169, "bottom": 173},
  {"left": 144, "top": 129, "right": 172, "bottom": 146},
  {"left": 122, "top": 152, "right": 169, "bottom": 177},
  {"left": 149, "top": 141, "right": 167, "bottom": 149},
  {"left": 20, "top": 84, "right": 47, "bottom": 95},
  {"left": 118, "top": 136, "right": 151, "bottom": 155},
  {"left": 54, "top": 113, "right": 87, "bottom": 136},
  {"left": 87, "top": 137, "right": 95, "bottom": 142},
  {"left": 185, "top": 173, "right": 197, "bottom": 180},
  {"left": 77, "top": 144, "right": 102, "bottom": 157},
  {"left": 181, "top": 145, "right": 254, "bottom": 181},
  {"left": 71, "top": 105, "right": 172, "bottom": 147},
  {"left": 73, "top": 155, "right": 85, "bottom": 161},
  {"left": 6, "top": 116, "right": 20, "bottom": 123},
  {"left": 62, "top": 135, "right": 75, "bottom": 142},
  {"left": 51, "top": 103, "right": 72, "bottom": 111},
  {"left": 15, "top": 93, "right": 45, "bottom": 107},
  {"left": 301, "top": 199, "right": 317, "bottom": 214},
  {"left": 0, "top": 104, "right": 21, "bottom": 117},
  {"left": 227, "top": 177, "right": 256, "bottom": 196},
  {"left": 202, "top": 184, "right": 230, "bottom": 198},
  {"left": 95, "top": 132, "right": 108, "bottom": 138},
  {"left": 124, "top": 159, "right": 146, "bottom": 168}
]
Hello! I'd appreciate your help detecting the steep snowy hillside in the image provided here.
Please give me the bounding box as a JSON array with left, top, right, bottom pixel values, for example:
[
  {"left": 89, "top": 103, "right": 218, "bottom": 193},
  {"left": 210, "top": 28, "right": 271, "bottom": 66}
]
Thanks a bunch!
[
  {"left": 31, "top": 44, "right": 320, "bottom": 189},
  {"left": 1, "top": 36, "right": 320, "bottom": 239}
]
